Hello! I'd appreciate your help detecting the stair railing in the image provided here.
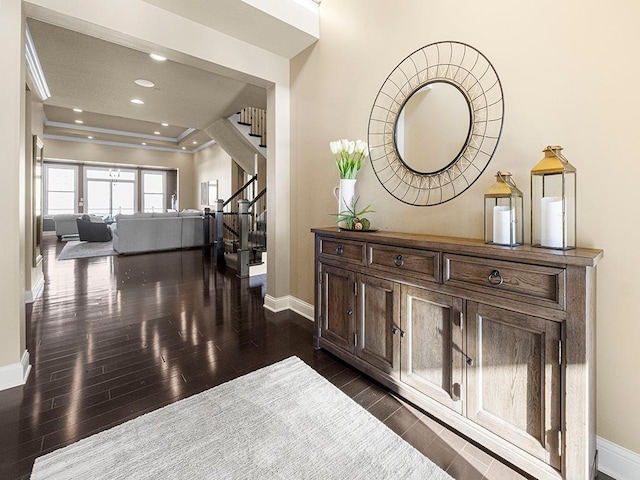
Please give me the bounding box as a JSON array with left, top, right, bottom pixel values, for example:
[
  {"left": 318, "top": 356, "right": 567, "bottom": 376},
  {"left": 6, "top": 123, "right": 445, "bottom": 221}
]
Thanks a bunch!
[{"left": 210, "top": 176, "right": 266, "bottom": 276}]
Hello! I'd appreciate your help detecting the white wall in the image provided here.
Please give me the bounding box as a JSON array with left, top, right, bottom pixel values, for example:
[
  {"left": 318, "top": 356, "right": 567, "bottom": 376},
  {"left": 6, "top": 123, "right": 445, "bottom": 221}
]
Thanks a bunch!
[{"left": 290, "top": 0, "right": 640, "bottom": 460}]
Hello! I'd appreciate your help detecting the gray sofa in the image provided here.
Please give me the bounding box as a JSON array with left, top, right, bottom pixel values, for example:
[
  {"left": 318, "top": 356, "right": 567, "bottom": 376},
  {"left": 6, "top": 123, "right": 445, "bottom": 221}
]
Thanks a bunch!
[
  {"left": 111, "top": 211, "right": 204, "bottom": 254},
  {"left": 53, "top": 214, "right": 82, "bottom": 240}
]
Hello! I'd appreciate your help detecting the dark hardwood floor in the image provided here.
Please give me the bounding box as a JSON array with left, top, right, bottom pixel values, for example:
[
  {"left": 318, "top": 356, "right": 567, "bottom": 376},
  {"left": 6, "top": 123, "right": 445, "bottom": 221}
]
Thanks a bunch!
[{"left": 0, "top": 235, "right": 615, "bottom": 480}]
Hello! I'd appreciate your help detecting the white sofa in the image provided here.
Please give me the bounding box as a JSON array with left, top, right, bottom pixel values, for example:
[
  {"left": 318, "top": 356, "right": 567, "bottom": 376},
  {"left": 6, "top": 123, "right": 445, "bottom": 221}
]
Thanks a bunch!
[{"left": 111, "top": 211, "right": 204, "bottom": 254}]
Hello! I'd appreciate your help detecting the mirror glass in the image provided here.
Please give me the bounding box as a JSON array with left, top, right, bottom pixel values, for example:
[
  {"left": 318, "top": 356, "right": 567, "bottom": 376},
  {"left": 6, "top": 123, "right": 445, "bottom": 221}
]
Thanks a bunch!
[{"left": 395, "top": 82, "right": 470, "bottom": 174}]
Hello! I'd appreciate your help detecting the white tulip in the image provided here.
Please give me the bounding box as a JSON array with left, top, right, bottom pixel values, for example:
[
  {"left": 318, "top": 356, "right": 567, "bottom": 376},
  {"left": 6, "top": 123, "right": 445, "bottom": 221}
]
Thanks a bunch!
[
  {"left": 329, "top": 141, "right": 339, "bottom": 154},
  {"left": 355, "top": 140, "right": 368, "bottom": 154},
  {"left": 340, "top": 139, "right": 349, "bottom": 151},
  {"left": 347, "top": 141, "right": 355, "bottom": 155}
]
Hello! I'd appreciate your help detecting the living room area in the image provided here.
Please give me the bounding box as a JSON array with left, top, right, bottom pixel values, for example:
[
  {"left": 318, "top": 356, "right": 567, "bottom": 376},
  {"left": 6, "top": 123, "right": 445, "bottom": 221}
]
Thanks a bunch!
[
  {"left": 4, "top": 1, "right": 639, "bottom": 479},
  {"left": 26, "top": 11, "right": 270, "bottom": 265}
]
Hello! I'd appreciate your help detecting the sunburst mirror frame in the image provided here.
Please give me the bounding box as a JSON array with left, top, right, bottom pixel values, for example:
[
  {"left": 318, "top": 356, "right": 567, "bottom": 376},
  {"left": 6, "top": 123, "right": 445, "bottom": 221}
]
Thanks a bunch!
[{"left": 367, "top": 41, "right": 504, "bottom": 206}]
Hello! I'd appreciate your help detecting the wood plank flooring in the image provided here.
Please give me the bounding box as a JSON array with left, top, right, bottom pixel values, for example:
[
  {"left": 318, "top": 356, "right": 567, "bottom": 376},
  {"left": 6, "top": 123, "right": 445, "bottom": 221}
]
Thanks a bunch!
[{"left": 0, "top": 235, "right": 615, "bottom": 480}]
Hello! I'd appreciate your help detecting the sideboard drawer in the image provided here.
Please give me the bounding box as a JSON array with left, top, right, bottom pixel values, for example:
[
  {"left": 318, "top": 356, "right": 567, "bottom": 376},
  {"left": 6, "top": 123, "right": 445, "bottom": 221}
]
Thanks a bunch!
[
  {"left": 368, "top": 243, "right": 440, "bottom": 283},
  {"left": 319, "top": 236, "right": 366, "bottom": 265},
  {"left": 443, "top": 254, "right": 565, "bottom": 310}
]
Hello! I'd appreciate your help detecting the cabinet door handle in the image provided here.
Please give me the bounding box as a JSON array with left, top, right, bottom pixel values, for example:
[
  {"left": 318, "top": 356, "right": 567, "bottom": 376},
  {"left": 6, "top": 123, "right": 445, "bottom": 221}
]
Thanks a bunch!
[
  {"left": 346, "top": 309, "right": 353, "bottom": 316},
  {"left": 336, "top": 245, "right": 344, "bottom": 255},
  {"left": 487, "top": 269, "right": 504, "bottom": 286},
  {"left": 391, "top": 326, "right": 405, "bottom": 337},
  {"left": 394, "top": 255, "right": 405, "bottom": 267}
]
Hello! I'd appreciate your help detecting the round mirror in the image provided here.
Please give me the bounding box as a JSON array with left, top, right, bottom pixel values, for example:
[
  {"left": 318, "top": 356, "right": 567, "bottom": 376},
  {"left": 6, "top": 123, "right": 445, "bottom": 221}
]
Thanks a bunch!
[
  {"left": 395, "top": 82, "right": 471, "bottom": 174},
  {"left": 368, "top": 41, "right": 504, "bottom": 206}
]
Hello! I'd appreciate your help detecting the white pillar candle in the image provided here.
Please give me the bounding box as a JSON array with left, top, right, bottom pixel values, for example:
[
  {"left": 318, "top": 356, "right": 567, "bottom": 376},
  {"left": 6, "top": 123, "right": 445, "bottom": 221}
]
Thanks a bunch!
[
  {"left": 492, "top": 206, "right": 513, "bottom": 244},
  {"left": 541, "top": 196, "right": 563, "bottom": 248}
]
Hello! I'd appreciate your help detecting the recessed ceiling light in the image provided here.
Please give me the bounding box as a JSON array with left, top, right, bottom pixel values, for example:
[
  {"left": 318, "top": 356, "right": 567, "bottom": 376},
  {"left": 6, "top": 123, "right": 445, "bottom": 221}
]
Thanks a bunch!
[
  {"left": 182, "top": 147, "right": 186, "bottom": 150},
  {"left": 130, "top": 98, "right": 144, "bottom": 105},
  {"left": 73, "top": 108, "right": 83, "bottom": 113},
  {"left": 142, "top": 142, "right": 147, "bottom": 146},
  {"left": 192, "top": 141, "right": 197, "bottom": 144},
  {"left": 87, "top": 136, "right": 93, "bottom": 139},
  {"left": 75, "top": 120, "right": 84, "bottom": 124},
  {"left": 134, "top": 79, "right": 155, "bottom": 88},
  {"left": 154, "top": 131, "right": 161, "bottom": 135},
  {"left": 161, "top": 123, "right": 169, "bottom": 127},
  {"left": 149, "top": 53, "right": 167, "bottom": 62}
]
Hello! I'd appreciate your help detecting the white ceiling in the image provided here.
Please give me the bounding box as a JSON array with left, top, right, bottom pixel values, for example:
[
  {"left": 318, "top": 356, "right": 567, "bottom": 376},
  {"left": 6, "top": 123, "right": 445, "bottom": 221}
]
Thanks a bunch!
[{"left": 28, "top": 18, "right": 268, "bottom": 153}]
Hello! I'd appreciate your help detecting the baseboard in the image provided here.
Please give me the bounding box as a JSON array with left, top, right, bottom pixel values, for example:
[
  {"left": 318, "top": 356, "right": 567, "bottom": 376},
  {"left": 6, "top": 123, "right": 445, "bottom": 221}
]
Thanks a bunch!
[
  {"left": 0, "top": 350, "right": 31, "bottom": 391},
  {"left": 598, "top": 436, "right": 640, "bottom": 480},
  {"left": 25, "top": 274, "right": 45, "bottom": 304},
  {"left": 288, "top": 296, "right": 314, "bottom": 321},
  {"left": 264, "top": 295, "right": 314, "bottom": 321}
]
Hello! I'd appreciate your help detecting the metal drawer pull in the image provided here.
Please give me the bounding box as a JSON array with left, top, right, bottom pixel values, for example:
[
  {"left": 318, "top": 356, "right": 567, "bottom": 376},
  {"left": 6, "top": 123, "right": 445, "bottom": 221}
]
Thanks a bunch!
[
  {"left": 336, "top": 245, "right": 344, "bottom": 255},
  {"left": 391, "top": 327, "right": 405, "bottom": 337},
  {"left": 347, "top": 309, "right": 353, "bottom": 316},
  {"left": 487, "top": 269, "right": 504, "bottom": 286},
  {"left": 394, "top": 255, "right": 405, "bottom": 267}
]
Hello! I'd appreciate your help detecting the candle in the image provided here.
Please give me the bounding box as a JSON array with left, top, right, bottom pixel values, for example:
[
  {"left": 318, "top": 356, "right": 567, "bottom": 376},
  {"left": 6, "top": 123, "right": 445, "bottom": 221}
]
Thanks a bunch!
[
  {"left": 541, "top": 196, "right": 563, "bottom": 248},
  {"left": 492, "top": 206, "right": 513, "bottom": 245}
]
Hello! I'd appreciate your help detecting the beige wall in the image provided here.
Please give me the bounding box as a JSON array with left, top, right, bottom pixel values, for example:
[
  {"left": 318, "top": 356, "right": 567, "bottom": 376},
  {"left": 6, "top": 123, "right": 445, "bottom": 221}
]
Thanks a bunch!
[
  {"left": 25, "top": 91, "right": 44, "bottom": 302},
  {"left": 0, "top": 0, "right": 27, "bottom": 369},
  {"left": 194, "top": 143, "right": 233, "bottom": 207},
  {"left": 290, "top": 0, "right": 640, "bottom": 455},
  {"left": 44, "top": 139, "right": 198, "bottom": 209}
]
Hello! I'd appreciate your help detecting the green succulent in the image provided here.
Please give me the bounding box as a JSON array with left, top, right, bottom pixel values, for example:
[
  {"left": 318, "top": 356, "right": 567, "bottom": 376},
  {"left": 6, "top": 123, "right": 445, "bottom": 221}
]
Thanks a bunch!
[{"left": 334, "top": 196, "right": 374, "bottom": 230}]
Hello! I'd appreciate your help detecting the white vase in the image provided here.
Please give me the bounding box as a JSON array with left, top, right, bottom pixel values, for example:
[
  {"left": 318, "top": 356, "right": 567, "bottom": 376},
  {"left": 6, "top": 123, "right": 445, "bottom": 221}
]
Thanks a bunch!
[{"left": 333, "top": 179, "right": 357, "bottom": 228}]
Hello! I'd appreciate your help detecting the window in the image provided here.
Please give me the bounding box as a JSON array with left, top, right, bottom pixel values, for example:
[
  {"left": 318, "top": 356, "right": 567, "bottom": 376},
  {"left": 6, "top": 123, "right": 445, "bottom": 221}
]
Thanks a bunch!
[
  {"left": 142, "top": 170, "right": 166, "bottom": 212},
  {"left": 85, "top": 167, "right": 137, "bottom": 216},
  {"left": 44, "top": 164, "right": 77, "bottom": 215}
]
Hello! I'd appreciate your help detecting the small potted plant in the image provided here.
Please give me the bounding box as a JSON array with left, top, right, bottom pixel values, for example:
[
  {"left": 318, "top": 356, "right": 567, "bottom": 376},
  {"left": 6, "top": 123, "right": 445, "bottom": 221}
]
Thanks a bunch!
[{"left": 335, "top": 196, "right": 374, "bottom": 231}]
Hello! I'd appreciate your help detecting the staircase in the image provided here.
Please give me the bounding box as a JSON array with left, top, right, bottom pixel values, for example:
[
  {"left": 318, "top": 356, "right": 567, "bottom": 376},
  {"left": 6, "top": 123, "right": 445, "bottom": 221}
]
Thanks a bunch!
[
  {"left": 204, "top": 107, "right": 267, "bottom": 176},
  {"left": 210, "top": 174, "right": 266, "bottom": 278},
  {"left": 237, "top": 107, "right": 267, "bottom": 148}
]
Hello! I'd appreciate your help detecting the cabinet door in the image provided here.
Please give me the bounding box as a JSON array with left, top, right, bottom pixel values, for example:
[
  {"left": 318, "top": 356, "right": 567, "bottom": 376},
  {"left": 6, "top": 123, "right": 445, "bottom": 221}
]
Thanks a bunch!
[
  {"left": 357, "top": 274, "right": 400, "bottom": 377},
  {"left": 319, "top": 263, "right": 355, "bottom": 353},
  {"left": 466, "top": 302, "right": 561, "bottom": 469},
  {"left": 400, "top": 285, "right": 464, "bottom": 414}
]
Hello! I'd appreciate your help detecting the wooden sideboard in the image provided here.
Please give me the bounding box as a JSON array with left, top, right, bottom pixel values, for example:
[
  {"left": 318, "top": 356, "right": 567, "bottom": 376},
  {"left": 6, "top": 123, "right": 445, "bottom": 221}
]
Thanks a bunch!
[{"left": 312, "top": 227, "right": 603, "bottom": 480}]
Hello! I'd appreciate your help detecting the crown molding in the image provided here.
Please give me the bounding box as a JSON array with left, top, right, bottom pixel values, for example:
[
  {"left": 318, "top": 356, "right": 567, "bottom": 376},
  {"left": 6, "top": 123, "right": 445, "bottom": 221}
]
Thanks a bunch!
[
  {"left": 177, "top": 127, "right": 196, "bottom": 142},
  {"left": 25, "top": 23, "right": 51, "bottom": 101},
  {"left": 192, "top": 139, "right": 216, "bottom": 153},
  {"left": 45, "top": 120, "right": 178, "bottom": 143},
  {"left": 44, "top": 134, "right": 194, "bottom": 154}
]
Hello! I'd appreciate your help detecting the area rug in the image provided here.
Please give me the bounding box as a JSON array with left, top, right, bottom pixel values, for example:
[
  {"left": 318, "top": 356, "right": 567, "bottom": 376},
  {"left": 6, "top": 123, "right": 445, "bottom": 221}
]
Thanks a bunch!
[
  {"left": 30, "top": 356, "right": 452, "bottom": 480},
  {"left": 57, "top": 240, "right": 116, "bottom": 260}
]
